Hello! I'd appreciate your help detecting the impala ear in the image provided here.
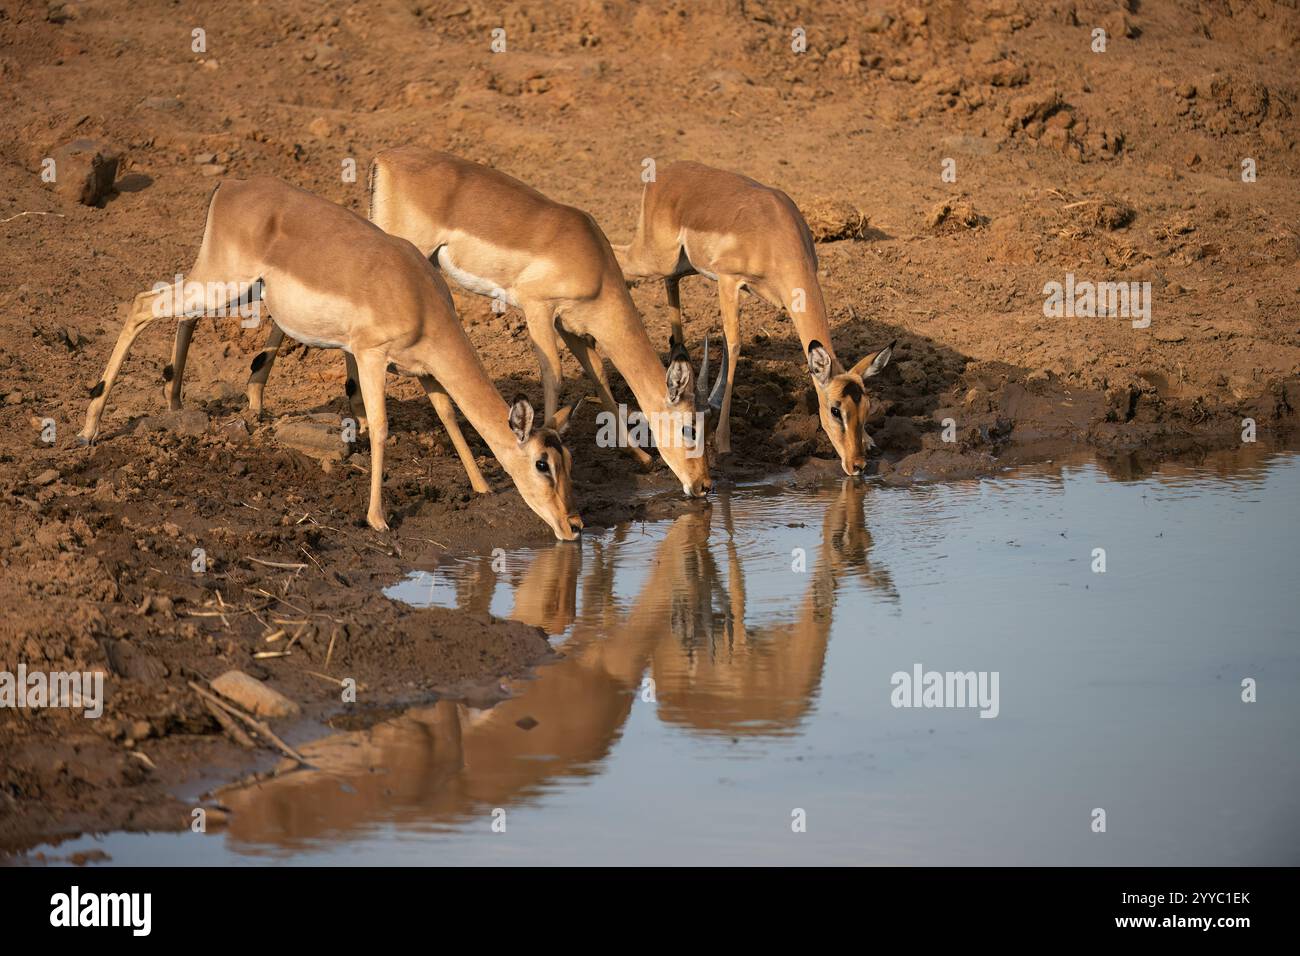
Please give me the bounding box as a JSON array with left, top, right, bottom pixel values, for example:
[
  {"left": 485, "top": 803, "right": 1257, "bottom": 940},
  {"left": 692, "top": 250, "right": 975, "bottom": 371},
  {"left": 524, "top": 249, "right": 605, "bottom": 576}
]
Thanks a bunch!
[
  {"left": 508, "top": 394, "right": 536, "bottom": 443},
  {"left": 807, "top": 340, "right": 834, "bottom": 388},
  {"left": 549, "top": 404, "right": 574, "bottom": 435},
  {"left": 665, "top": 349, "right": 695, "bottom": 405},
  {"left": 851, "top": 340, "right": 895, "bottom": 379}
]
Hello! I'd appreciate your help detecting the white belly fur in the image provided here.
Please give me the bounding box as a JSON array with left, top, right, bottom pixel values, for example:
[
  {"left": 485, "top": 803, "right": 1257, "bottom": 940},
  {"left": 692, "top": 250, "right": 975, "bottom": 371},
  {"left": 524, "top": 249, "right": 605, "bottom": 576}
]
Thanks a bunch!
[
  {"left": 262, "top": 274, "right": 355, "bottom": 350},
  {"left": 437, "top": 245, "right": 520, "bottom": 308}
]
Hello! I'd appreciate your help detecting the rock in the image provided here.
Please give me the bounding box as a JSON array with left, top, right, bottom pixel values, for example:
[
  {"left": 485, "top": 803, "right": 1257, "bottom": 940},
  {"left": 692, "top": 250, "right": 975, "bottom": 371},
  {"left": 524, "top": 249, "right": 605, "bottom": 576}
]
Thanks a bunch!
[
  {"left": 211, "top": 670, "right": 300, "bottom": 719},
  {"left": 46, "top": 139, "right": 122, "bottom": 206},
  {"left": 136, "top": 408, "right": 209, "bottom": 437},
  {"left": 217, "top": 417, "right": 251, "bottom": 444},
  {"left": 141, "top": 95, "right": 182, "bottom": 111},
  {"left": 200, "top": 163, "right": 226, "bottom": 177},
  {"left": 275, "top": 418, "right": 349, "bottom": 462},
  {"left": 862, "top": 10, "right": 891, "bottom": 32},
  {"left": 59, "top": 325, "right": 85, "bottom": 349},
  {"left": 105, "top": 640, "right": 169, "bottom": 681},
  {"left": 193, "top": 152, "right": 217, "bottom": 165},
  {"left": 1091, "top": 201, "right": 1136, "bottom": 230},
  {"left": 32, "top": 468, "right": 60, "bottom": 486},
  {"left": 1153, "top": 329, "right": 1186, "bottom": 343},
  {"left": 975, "top": 59, "right": 1029, "bottom": 87},
  {"left": 1006, "top": 90, "right": 1063, "bottom": 129},
  {"left": 302, "top": 42, "right": 343, "bottom": 68},
  {"left": 1104, "top": 12, "right": 1136, "bottom": 40},
  {"left": 307, "top": 117, "right": 335, "bottom": 138},
  {"left": 403, "top": 81, "right": 442, "bottom": 106}
]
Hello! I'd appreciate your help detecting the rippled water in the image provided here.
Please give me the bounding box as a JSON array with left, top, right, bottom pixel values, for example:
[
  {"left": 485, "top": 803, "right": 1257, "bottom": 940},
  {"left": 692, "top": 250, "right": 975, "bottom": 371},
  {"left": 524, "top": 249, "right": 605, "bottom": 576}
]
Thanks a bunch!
[{"left": 29, "top": 447, "right": 1300, "bottom": 865}]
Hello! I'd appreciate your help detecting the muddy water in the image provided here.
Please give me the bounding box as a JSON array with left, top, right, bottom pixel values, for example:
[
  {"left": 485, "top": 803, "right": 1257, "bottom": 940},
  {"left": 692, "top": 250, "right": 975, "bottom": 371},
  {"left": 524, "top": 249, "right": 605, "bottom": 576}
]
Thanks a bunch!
[{"left": 38, "top": 447, "right": 1300, "bottom": 865}]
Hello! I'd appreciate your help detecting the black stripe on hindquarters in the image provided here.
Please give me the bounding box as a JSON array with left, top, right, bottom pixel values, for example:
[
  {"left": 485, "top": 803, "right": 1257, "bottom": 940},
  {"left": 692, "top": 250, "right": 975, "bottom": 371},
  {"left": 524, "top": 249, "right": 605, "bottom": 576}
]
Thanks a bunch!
[
  {"left": 366, "top": 158, "right": 378, "bottom": 221},
  {"left": 250, "top": 351, "right": 269, "bottom": 373}
]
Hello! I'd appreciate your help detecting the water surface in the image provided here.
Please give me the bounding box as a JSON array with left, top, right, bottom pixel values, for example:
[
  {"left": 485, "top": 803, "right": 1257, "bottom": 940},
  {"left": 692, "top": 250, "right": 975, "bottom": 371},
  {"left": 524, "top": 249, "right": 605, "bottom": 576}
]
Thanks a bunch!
[{"left": 29, "top": 447, "right": 1300, "bottom": 865}]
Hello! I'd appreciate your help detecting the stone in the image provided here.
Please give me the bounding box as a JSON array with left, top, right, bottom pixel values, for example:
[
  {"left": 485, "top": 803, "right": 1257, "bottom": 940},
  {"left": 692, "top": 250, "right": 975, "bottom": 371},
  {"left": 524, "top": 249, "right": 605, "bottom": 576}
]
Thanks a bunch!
[
  {"left": 275, "top": 418, "right": 349, "bottom": 462},
  {"left": 136, "top": 408, "right": 209, "bottom": 437},
  {"left": 105, "top": 640, "right": 169, "bottom": 681},
  {"left": 141, "top": 96, "right": 182, "bottom": 111},
  {"left": 47, "top": 139, "right": 122, "bottom": 206},
  {"left": 211, "top": 670, "right": 300, "bottom": 719}
]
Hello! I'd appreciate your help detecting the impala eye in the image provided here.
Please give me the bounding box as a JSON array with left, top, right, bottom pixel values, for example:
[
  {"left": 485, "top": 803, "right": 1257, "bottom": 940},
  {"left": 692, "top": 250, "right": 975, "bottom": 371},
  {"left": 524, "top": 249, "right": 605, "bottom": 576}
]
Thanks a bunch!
[
  {"left": 536, "top": 459, "right": 550, "bottom": 474},
  {"left": 682, "top": 424, "right": 696, "bottom": 444},
  {"left": 830, "top": 405, "right": 843, "bottom": 422}
]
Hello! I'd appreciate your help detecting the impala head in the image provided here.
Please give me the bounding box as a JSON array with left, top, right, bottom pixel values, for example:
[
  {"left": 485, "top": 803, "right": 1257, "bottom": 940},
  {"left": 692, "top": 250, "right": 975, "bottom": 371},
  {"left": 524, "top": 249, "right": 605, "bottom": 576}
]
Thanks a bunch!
[
  {"left": 658, "top": 335, "right": 727, "bottom": 497},
  {"left": 807, "top": 339, "right": 894, "bottom": 477},
  {"left": 507, "top": 396, "right": 582, "bottom": 541}
]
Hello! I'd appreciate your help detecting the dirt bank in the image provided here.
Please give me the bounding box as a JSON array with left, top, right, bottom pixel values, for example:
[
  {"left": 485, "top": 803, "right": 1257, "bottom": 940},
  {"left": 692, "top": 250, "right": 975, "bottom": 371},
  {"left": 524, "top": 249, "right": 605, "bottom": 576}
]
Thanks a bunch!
[{"left": 2, "top": 0, "right": 1298, "bottom": 854}]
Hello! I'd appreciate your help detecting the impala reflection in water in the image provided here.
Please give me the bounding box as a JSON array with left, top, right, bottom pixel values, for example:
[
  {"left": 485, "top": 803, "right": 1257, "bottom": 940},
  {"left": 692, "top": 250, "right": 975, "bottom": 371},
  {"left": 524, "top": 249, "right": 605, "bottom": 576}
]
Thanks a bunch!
[
  {"left": 30, "top": 448, "right": 1300, "bottom": 864},
  {"left": 216, "top": 481, "right": 892, "bottom": 848}
]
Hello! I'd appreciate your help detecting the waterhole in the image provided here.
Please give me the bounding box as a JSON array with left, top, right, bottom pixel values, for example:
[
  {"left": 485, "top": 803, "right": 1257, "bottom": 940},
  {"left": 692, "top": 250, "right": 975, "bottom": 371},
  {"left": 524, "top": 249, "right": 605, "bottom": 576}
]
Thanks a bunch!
[{"left": 30, "top": 446, "right": 1300, "bottom": 865}]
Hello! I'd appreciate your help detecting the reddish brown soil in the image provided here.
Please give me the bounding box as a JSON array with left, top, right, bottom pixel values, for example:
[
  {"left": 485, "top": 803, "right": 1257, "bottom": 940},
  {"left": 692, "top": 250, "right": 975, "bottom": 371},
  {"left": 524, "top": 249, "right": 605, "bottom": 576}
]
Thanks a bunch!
[{"left": 1, "top": 0, "right": 1297, "bottom": 854}]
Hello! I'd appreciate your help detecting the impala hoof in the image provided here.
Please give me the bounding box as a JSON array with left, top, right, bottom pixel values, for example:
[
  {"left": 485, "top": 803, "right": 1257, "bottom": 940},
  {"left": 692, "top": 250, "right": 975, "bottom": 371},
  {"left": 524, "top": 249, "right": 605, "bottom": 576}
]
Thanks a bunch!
[
  {"left": 75, "top": 433, "right": 95, "bottom": 447},
  {"left": 367, "top": 515, "right": 390, "bottom": 532}
]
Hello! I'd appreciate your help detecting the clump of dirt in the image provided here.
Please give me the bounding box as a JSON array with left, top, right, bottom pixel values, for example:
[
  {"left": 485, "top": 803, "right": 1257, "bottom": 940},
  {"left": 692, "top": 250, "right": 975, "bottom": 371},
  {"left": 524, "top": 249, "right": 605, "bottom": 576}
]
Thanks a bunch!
[
  {"left": 801, "top": 197, "right": 871, "bottom": 241},
  {"left": 927, "top": 198, "right": 986, "bottom": 232}
]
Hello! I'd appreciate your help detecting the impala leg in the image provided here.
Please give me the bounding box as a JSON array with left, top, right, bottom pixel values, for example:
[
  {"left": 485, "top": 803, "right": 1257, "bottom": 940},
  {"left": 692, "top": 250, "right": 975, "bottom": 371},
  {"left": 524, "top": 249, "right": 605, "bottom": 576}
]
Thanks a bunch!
[
  {"left": 419, "top": 374, "right": 491, "bottom": 495},
  {"left": 524, "top": 303, "right": 563, "bottom": 423},
  {"left": 165, "top": 317, "right": 198, "bottom": 410},
  {"left": 665, "top": 275, "right": 684, "bottom": 346},
  {"left": 78, "top": 289, "right": 166, "bottom": 443},
  {"left": 716, "top": 275, "right": 743, "bottom": 455},
  {"left": 246, "top": 322, "right": 285, "bottom": 417},
  {"left": 353, "top": 349, "right": 389, "bottom": 532},
  {"left": 558, "top": 327, "right": 653, "bottom": 468},
  {"left": 343, "top": 350, "right": 369, "bottom": 435}
]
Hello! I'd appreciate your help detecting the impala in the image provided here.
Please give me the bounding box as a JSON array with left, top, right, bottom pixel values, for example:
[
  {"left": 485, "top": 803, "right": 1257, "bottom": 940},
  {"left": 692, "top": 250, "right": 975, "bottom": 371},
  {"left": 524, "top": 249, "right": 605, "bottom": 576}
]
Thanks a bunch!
[
  {"left": 613, "top": 160, "right": 894, "bottom": 474},
  {"left": 175, "top": 149, "right": 725, "bottom": 498},
  {"left": 77, "top": 177, "right": 583, "bottom": 540}
]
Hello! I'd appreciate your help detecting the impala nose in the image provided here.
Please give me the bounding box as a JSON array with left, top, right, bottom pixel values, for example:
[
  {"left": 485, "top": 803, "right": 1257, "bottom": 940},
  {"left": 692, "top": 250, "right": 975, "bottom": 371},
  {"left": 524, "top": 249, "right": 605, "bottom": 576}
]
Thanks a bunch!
[
  {"left": 684, "top": 478, "right": 712, "bottom": 498},
  {"left": 846, "top": 457, "right": 867, "bottom": 477},
  {"left": 567, "top": 514, "right": 584, "bottom": 533}
]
